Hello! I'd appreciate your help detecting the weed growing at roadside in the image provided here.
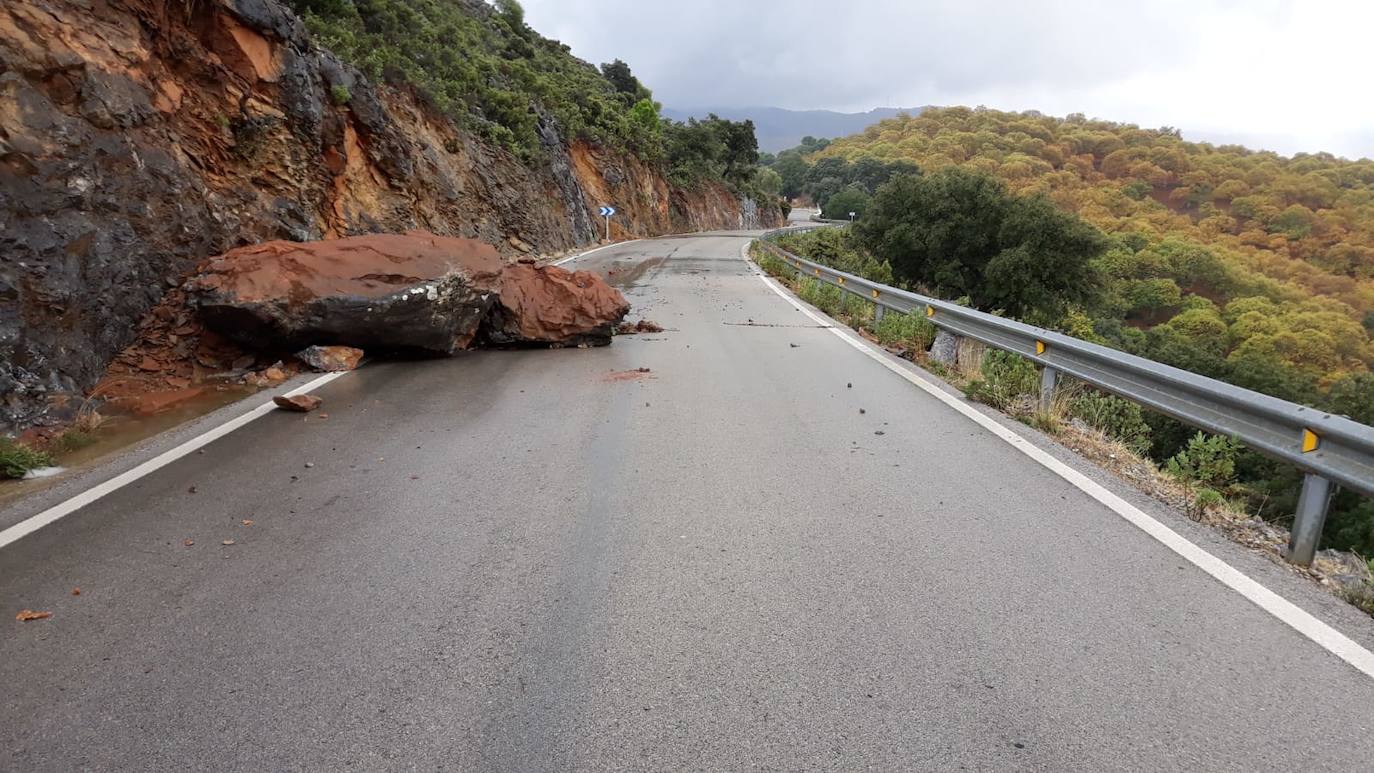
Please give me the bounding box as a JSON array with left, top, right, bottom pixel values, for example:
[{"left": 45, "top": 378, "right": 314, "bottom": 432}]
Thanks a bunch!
[
  {"left": 50, "top": 430, "right": 96, "bottom": 455},
  {"left": 1069, "top": 390, "right": 1153, "bottom": 454},
  {"left": 1166, "top": 432, "right": 1241, "bottom": 519},
  {"left": 798, "top": 278, "right": 842, "bottom": 314},
  {"left": 755, "top": 251, "right": 790, "bottom": 277},
  {"left": 839, "top": 292, "right": 874, "bottom": 325},
  {"left": 964, "top": 349, "right": 1040, "bottom": 410},
  {"left": 873, "top": 310, "right": 936, "bottom": 349},
  {"left": 0, "top": 438, "right": 52, "bottom": 479},
  {"left": 1340, "top": 583, "right": 1374, "bottom": 617}
]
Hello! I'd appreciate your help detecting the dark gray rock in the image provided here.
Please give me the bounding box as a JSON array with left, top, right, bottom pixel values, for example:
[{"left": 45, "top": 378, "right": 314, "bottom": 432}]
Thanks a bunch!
[
  {"left": 78, "top": 70, "right": 154, "bottom": 130},
  {"left": 929, "top": 329, "right": 960, "bottom": 365}
]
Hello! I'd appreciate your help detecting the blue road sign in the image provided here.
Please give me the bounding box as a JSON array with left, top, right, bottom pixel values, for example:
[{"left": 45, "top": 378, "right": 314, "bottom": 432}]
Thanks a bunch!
[{"left": 598, "top": 206, "right": 616, "bottom": 217}]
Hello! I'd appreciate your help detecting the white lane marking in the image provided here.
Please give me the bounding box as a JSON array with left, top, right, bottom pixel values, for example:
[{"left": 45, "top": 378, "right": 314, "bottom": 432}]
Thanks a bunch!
[
  {"left": 552, "top": 238, "right": 641, "bottom": 266},
  {"left": 0, "top": 371, "right": 348, "bottom": 550},
  {"left": 745, "top": 244, "right": 1374, "bottom": 680}
]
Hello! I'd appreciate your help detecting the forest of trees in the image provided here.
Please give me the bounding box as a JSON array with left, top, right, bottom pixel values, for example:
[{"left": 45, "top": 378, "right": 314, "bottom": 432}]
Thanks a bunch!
[
  {"left": 769, "top": 107, "right": 1374, "bottom": 555},
  {"left": 285, "top": 0, "right": 779, "bottom": 205}
]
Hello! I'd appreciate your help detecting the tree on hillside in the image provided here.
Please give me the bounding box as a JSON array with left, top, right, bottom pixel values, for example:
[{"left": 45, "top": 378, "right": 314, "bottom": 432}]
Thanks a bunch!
[
  {"left": 770, "top": 151, "right": 809, "bottom": 199},
  {"left": 718, "top": 117, "right": 760, "bottom": 185},
  {"left": 821, "top": 187, "right": 871, "bottom": 220},
  {"left": 855, "top": 167, "right": 1105, "bottom": 318},
  {"left": 799, "top": 156, "right": 921, "bottom": 207},
  {"left": 754, "top": 167, "right": 783, "bottom": 197},
  {"left": 600, "top": 59, "right": 651, "bottom": 103},
  {"left": 662, "top": 115, "right": 761, "bottom": 188},
  {"left": 850, "top": 156, "right": 920, "bottom": 193}
]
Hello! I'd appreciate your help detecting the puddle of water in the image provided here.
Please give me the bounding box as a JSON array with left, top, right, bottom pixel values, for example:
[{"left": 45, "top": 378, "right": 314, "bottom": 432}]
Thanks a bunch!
[
  {"left": 0, "top": 384, "right": 258, "bottom": 509},
  {"left": 605, "top": 257, "right": 668, "bottom": 289}
]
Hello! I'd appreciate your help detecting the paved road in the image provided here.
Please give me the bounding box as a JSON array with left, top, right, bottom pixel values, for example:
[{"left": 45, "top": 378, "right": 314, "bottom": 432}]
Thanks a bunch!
[{"left": 4, "top": 231, "right": 1374, "bottom": 771}]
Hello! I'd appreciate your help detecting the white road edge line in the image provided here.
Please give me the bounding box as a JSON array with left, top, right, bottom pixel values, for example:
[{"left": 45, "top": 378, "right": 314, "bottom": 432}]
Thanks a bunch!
[
  {"left": 0, "top": 371, "right": 348, "bottom": 550},
  {"left": 552, "top": 238, "right": 641, "bottom": 266},
  {"left": 745, "top": 242, "right": 1374, "bottom": 680}
]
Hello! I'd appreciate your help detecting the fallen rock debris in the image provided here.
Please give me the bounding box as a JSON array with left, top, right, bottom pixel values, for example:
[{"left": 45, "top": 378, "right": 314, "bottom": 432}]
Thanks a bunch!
[
  {"left": 604, "top": 368, "right": 656, "bottom": 382},
  {"left": 274, "top": 394, "right": 323, "bottom": 413},
  {"left": 296, "top": 345, "right": 365, "bottom": 372},
  {"left": 16, "top": 609, "right": 51, "bottom": 622},
  {"left": 616, "top": 319, "right": 665, "bottom": 335}
]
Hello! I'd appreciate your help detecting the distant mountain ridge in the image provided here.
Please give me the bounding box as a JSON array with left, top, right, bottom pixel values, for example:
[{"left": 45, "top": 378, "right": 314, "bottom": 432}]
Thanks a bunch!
[{"left": 662, "top": 106, "right": 927, "bottom": 153}]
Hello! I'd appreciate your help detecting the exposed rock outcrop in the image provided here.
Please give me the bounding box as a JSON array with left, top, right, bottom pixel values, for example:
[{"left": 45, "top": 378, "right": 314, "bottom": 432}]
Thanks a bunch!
[{"left": 0, "top": 0, "right": 780, "bottom": 431}]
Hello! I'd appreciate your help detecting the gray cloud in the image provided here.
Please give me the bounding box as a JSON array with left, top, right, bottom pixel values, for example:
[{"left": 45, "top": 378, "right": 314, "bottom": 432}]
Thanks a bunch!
[{"left": 520, "top": 0, "right": 1372, "bottom": 158}]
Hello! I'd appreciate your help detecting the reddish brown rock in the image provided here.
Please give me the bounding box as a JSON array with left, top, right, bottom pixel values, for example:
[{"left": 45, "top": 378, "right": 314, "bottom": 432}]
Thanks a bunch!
[
  {"left": 187, "top": 231, "right": 506, "bottom": 355},
  {"left": 273, "top": 394, "right": 322, "bottom": 412},
  {"left": 616, "top": 319, "right": 664, "bottom": 335},
  {"left": 296, "top": 345, "right": 365, "bottom": 372},
  {"left": 487, "top": 264, "right": 631, "bottom": 346}
]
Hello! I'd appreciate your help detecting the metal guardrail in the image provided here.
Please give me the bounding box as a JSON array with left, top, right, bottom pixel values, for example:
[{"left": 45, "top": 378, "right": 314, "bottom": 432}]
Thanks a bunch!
[{"left": 756, "top": 231, "right": 1374, "bottom": 566}]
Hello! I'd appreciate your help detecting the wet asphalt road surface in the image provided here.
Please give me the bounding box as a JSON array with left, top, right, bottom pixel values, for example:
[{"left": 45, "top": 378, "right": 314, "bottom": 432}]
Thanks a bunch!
[{"left": 3, "top": 231, "right": 1374, "bottom": 771}]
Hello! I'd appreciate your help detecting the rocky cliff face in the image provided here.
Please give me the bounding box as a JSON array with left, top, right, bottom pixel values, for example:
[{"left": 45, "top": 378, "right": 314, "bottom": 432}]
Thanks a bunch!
[{"left": 0, "top": 0, "right": 778, "bottom": 430}]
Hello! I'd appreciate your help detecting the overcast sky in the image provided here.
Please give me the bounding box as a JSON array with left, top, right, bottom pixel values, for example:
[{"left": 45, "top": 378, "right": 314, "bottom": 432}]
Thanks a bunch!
[{"left": 519, "top": 0, "right": 1374, "bottom": 160}]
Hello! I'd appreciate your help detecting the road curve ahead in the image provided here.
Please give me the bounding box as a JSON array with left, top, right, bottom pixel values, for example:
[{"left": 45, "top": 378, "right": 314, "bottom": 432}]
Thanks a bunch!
[{"left": 4, "top": 231, "right": 1374, "bottom": 771}]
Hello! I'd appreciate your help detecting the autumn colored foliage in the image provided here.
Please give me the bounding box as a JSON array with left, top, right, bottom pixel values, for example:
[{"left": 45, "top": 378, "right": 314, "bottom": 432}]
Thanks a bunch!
[{"left": 813, "top": 106, "right": 1374, "bottom": 395}]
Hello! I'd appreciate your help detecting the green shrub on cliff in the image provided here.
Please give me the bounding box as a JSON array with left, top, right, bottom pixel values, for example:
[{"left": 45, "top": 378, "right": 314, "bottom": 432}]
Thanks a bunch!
[
  {"left": 289, "top": 0, "right": 661, "bottom": 157},
  {"left": 286, "top": 0, "right": 785, "bottom": 217}
]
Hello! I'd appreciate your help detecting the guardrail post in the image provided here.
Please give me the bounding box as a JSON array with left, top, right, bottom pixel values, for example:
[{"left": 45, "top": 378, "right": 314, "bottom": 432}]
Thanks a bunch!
[
  {"left": 873, "top": 304, "right": 885, "bottom": 324},
  {"left": 1286, "top": 474, "right": 1333, "bottom": 566},
  {"left": 1039, "top": 367, "right": 1059, "bottom": 413}
]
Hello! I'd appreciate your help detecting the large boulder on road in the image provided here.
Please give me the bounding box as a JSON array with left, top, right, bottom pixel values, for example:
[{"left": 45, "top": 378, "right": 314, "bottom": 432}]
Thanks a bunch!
[
  {"left": 186, "top": 231, "right": 632, "bottom": 354},
  {"left": 186, "top": 231, "right": 506, "bottom": 354},
  {"left": 486, "top": 262, "right": 631, "bottom": 346}
]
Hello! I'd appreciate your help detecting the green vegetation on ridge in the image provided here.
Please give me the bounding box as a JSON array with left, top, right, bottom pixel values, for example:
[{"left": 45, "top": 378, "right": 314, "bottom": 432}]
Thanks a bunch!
[
  {"left": 290, "top": 0, "right": 661, "bottom": 155},
  {"left": 285, "top": 0, "right": 781, "bottom": 212}
]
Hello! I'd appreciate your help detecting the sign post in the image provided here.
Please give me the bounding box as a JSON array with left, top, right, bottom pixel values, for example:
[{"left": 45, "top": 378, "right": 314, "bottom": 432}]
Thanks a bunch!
[
  {"left": 849, "top": 211, "right": 856, "bottom": 223},
  {"left": 598, "top": 205, "right": 617, "bottom": 242}
]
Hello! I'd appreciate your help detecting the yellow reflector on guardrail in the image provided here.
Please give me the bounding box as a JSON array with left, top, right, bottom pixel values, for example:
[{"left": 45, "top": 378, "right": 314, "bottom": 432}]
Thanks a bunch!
[
  {"left": 1302, "top": 429, "right": 1321, "bottom": 453},
  {"left": 925, "top": 305, "right": 935, "bottom": 317},
  {"left": 871, "top": 289, "right": 880, "bottom": 299},
  {"left": 1035, "top": 340, "right": 1046, "bottom": 355}
]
